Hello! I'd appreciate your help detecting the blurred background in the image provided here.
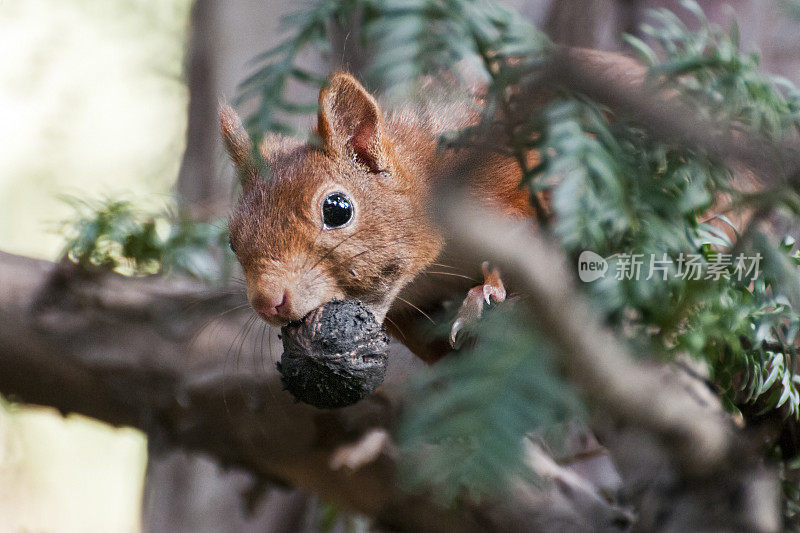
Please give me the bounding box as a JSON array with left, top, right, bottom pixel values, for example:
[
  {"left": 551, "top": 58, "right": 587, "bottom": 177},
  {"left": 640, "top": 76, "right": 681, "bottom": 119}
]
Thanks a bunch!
[
  {"left": 2, "top": 0, "right": 800, "bottom": 531},
  {"left": 0, "top": 1, "right": 189, "bottom": 532}
]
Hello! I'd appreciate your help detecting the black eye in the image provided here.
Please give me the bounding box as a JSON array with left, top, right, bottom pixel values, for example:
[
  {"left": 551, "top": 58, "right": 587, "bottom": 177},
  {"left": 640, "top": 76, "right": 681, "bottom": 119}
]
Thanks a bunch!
[
  {"left": 228, "top": 236, "right": 235, "bottom": 253},
  {"left": 322, "top": 192, "right": 354, "bottom": 229}
]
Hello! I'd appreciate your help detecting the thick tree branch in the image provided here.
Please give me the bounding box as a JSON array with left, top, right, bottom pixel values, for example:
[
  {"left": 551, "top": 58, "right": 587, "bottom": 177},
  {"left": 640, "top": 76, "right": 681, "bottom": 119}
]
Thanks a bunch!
[
  {"left": 3, "top": 251, "right": 647, "bottom": 531},
  {"left": 0, "top": 251, "right": 490, "bottom": 531}
]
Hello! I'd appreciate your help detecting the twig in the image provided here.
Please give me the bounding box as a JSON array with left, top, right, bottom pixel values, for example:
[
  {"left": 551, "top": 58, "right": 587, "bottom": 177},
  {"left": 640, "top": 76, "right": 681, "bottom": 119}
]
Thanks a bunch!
[{"left": 432, "top": 188, "right": 737, "bottom": 474}]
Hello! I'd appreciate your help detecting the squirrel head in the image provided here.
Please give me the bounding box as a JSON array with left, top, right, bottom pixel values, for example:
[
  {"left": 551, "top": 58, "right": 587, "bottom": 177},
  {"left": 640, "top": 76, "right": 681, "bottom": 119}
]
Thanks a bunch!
[{"left": 223, "top": 73, "right": 442, "bottom": 326}]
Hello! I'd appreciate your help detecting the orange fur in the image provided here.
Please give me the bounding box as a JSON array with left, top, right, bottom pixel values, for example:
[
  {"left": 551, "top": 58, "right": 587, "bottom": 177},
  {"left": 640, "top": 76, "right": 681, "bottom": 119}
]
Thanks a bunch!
[{"left": 221, "top": 53, "right": 666, "bottom": 362}]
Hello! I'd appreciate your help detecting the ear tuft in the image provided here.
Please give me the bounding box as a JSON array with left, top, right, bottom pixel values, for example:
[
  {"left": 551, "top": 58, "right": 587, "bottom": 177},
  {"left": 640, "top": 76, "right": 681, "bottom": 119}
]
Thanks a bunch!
[
  {"left": 318, "top": 73, "right": 388, "bottom": 172},
  {"left": 220, "top": 104, "right": 257, "bottom": 184}
]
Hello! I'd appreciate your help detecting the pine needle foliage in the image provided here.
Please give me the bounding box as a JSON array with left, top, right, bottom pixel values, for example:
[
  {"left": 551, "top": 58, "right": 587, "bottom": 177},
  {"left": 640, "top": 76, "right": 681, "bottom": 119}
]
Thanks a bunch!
[
  {"left": 235, "top": 0, "right": 549, "bottom": 138},
  {"left": 397, "top": 308, "right": 582, "bottom": 503},
  {"left": 624, "top": 2, "right": 800, "bottom": 138},
  {"left": 60, "top": 196, "right": 232, "bottom": 282},
  {"left": 235, "top": 0, "right": 362, "bottom": 137}
]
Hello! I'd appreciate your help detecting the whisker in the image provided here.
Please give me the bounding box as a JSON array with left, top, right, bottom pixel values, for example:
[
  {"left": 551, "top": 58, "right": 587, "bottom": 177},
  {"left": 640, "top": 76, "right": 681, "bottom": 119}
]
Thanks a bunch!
[
  {"left": 300, "top": 226, "right": 326, "bottom": 274},
  {"left": 346, "top": 235, "right": 421, "bottom": 263},
  {"left": 225, "top": 314, "right": 256, "bottom": 372},
  {"left": 302, "top": 214, "right": 421, "bottom": 281},
  {"left": 186, "top": 302, "right": 253, "bottom": 353},
  {"left": 180, "top": 288, "right": 245, "bottom": 310},
  {"left": 220, "top": 313, "right": 258, "bottom": 415},
  {"left": 229, "top": 317, "right": 250, "bottom": 370},
  {"left": 194, "top": 302, "right": 252, "bottom": 329},
  {"left": 429, "top": 262, "right": 461, "bottom": 270},
  {"left": 231, "top": 313, "right": 269, "bottom": 444},
  {"left": 268, "top": 322, "right": 276, "bottom": 363},
  {"left": 302, "top": 230, "right": 363, "bottom": 280},
  {"left": 396, "top": 296, "right": 436, "bottom": 324},
  {"left": 383, "top": 315, "right": 407, "bottom": 342},
  {"left": 255, "top": 320, "right": 267, "bottom": 373},
  {"left": 238, "top": 314, "right": 261, "bottom": 371},
  {"left": 262, "top": 322, "right": 275, "bottom": 373},
  {"left": 424, "top": 271, "right": 478, "bottom": 282}
]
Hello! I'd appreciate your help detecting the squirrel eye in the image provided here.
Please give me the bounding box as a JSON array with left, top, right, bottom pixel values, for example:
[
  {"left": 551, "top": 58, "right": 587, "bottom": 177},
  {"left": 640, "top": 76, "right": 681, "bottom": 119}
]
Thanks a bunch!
[
  {"left": 322, "top": 192, "right": 354, "bottom": 229},
  {"left": 228, "top": 236, "right": 235, "bottom": 253}
]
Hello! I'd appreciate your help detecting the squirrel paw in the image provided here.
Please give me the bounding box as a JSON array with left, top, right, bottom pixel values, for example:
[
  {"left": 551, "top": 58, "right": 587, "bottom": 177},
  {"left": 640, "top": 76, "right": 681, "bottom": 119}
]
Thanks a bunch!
[{"left": 449, "top": 262, "right": 506, "bottom": 348}]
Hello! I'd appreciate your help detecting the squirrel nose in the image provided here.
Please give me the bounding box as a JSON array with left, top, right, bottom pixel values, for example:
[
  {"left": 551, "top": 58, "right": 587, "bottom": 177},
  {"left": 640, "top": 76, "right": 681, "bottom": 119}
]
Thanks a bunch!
[{"left": 252, "top": 290, "right": 291, "bottom": 319}]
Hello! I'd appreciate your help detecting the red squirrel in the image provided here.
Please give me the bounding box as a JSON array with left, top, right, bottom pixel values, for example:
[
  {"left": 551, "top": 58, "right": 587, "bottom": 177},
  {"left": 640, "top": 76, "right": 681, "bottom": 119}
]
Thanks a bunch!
[{"left": 222, "top": 50, "right": 656, "bottom": 362}]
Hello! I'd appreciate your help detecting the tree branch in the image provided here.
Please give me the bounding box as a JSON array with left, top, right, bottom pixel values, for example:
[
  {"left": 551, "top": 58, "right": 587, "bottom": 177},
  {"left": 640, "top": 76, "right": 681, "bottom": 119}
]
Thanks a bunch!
[
  {"left": 4, "top": 250, "right": 652, "bottom": 531},
  {"left": 0, "top": 251, "right": 489, "bottom": 531}
]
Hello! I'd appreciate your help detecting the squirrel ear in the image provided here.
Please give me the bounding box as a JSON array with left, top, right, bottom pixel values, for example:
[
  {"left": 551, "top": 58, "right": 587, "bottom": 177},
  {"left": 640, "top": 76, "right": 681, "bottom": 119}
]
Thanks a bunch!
[
  {"left": 220, "top": 104, "right": 257, "bottom": 185},
  {"left": 318, "top": 73, "right": 388, "bottom": 173}
]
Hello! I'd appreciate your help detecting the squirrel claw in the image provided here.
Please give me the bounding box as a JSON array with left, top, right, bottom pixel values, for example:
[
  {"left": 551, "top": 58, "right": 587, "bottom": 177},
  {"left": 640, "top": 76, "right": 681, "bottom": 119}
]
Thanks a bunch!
[
  {"left": 449, "top": 318, "right": 466, "bottom": 348},
  {"left": 449, "top": 262, "right": 506, "bottom": 348}
]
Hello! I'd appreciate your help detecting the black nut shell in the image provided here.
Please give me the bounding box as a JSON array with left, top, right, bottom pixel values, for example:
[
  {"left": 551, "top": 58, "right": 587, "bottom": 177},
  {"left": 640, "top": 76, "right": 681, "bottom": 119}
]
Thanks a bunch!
[{"left": 278, "top": 300, "right": 389, "bottom": 409}]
